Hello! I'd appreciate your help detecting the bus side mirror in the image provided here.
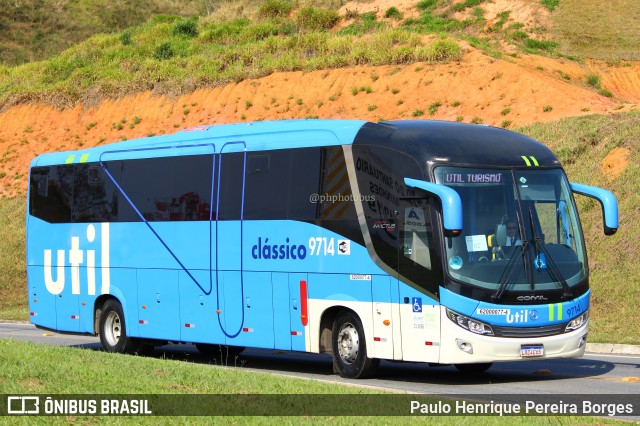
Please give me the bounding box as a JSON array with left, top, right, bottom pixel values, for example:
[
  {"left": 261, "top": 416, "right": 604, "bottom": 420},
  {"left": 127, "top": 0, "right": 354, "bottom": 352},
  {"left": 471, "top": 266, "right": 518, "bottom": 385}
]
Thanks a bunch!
[
  {"left": 570, "top": 182, "right": 618, "bottom": 236},
  {"left": 404, "top": 177, "right": 463, "bottom": 236}
]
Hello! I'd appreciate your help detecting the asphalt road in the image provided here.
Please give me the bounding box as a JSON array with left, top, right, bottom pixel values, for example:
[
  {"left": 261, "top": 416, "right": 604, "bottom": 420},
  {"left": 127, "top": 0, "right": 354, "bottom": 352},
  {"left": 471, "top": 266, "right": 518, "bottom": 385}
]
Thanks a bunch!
[{"left": 2, "top": 322, "right": 638, "bottom": 419}]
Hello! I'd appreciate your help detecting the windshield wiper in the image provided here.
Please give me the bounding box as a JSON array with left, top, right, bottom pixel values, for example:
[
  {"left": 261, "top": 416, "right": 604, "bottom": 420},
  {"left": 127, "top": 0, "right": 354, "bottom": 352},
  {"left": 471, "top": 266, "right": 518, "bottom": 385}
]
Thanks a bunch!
[
  {"left": 528, "top": 207, "right": 572, "bottom": 299},
  {"left": 492, "top": 239, "right": 527, "bottom": 302}
]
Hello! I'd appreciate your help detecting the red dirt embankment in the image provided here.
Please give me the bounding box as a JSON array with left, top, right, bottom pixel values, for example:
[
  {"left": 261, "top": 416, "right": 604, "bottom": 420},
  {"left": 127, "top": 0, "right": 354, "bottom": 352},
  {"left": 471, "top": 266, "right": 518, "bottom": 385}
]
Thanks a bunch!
[{"left": 1, "top": 48, "right": 638, "bottom": 196}]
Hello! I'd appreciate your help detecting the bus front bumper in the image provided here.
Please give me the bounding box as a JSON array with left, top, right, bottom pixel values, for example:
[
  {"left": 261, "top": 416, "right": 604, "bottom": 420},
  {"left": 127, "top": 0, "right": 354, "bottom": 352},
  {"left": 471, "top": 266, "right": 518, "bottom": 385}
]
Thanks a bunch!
[{"left": 439, "top": 310, "right": 588, "bottom": 364}]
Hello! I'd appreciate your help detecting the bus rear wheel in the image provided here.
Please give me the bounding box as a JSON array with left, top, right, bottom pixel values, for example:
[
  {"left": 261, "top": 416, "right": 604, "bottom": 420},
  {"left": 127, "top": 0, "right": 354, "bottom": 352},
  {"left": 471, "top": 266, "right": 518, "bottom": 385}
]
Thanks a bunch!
[
  {"left": 454, "top": 363, "right": 493, "bottom": 374},
  {"left": 99, "top": 299, "right": 144, "bottom": 354},
  {"left": 331, "top": 310, "right": 379, "bottom": 379}
]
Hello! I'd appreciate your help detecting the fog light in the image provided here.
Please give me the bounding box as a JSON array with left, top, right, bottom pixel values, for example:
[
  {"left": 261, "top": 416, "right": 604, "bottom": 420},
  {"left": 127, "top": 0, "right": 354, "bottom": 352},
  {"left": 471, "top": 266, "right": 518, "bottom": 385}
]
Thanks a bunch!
[
  {"left": 456, "top": 338, "right": 473, "bottom": 354},
  {"left": 578, "top": 334, "right": 587, "bottom": 348}
]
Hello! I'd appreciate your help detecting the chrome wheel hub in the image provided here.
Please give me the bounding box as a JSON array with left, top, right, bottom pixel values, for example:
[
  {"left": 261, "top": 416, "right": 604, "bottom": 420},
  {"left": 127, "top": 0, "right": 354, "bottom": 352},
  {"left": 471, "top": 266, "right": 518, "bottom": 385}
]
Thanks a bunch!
[
  {"left": 337, "top": 322, "right": 359, "bottom": 364},
  {"left": 104, "top": 311, "right": 122, "bottom": 347}
]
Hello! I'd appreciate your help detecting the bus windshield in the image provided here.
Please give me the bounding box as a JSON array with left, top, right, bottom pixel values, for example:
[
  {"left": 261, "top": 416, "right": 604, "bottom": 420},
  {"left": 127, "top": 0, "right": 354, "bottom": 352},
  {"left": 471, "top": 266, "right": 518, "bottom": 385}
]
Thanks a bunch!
[{"left": 434, "top": 167, "right": 587, "bottom": 293}]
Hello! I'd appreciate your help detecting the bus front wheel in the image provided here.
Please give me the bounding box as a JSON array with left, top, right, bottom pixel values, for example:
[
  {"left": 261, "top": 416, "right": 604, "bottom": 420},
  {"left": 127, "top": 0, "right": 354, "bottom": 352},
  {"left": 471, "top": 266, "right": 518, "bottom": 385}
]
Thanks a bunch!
[
  {"left": 99, "top": 299, "right": 143, "bottom": 354},
  {"left": 331, "top": 310, "right": 379, "bottom": 379}
]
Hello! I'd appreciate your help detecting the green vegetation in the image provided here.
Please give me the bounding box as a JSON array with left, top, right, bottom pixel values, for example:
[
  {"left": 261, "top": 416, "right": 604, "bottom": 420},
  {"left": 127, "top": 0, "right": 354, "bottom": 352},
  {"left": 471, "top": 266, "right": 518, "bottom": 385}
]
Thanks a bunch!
[
  {"left": 552, "top": 0, "right": 640, "bottom": 59},
  {"left": 339, "top": 11, "right": 384, "bottom": 35},
  {"left": 428, "top": 100, "right": 442, "bottom": 115},
  {"left": 0, "top": 0, "right": 200, "bottom": 66},
  {"left": 0, "top": 197, "right": 26, "bottom": 320},
  {"left": 385, "top": 7, "right": 403, "bottom": 20},
  {"left": 0, "top": 12, "right": 461, "bottom": 110},
  {"left": 296, "top": 5, "right": 339, "bottom": 31},
  {"left": 585, "top": 73, "right": 614, "bottom": 98},
  {"left": 258, "top": 0, "right": 293, "bottom": 18},
  {"left": 8, "top": 0, "right": 630, "bottom": 110},
  {"left": 0, "top": 339, "right": 629, "bottom": 424},
  {"left": 541, "top": 0, "right": 560, "bottom": 12},
  {"left": 519, "top": 112, "right": 640, "bottom": 344}
]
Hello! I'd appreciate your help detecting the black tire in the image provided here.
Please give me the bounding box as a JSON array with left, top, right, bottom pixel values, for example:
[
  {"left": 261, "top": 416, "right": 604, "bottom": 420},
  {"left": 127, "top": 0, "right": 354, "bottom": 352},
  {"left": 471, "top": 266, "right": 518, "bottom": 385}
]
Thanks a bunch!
[
  {"left": 99, "top": 299, "right": 143, "bottom": 354},
  {"left": 454, "top": 363, "right": 493, "bottom": 374},
  {"left": 196, "top": 343, "right": 245, "bottom": 359},
  {"left": 332, "top": 310, "right": 379, "bottom": 379}
]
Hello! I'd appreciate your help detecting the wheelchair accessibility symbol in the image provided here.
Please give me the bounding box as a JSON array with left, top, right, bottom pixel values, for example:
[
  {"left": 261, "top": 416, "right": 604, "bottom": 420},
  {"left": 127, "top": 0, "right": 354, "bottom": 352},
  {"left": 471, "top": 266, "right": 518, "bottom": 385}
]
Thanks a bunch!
[{"left": 412, "top": 297, "right": 422, "bottom": 313}]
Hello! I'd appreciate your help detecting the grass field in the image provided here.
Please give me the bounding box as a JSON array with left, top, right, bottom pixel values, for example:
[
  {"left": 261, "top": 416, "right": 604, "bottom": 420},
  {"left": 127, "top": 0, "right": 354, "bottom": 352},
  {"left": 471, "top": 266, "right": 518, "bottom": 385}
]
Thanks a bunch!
[
  {"left": 520, "top": 112, "right": 640, "bottom": 344},
  {"left": 0, "top": 11, "right": 461, "bottom": 110},
  {"left": 552, "top": 0, "right": 640, "bottom": 60},
  {"left": 1, "top": 112, "right": 639, "bottom": 344},
  {"left": 0, "top": 339, "right": 630, "bottom": 424},
  {"left": 0, "top": 0, "right": 200, "bottom": 66}
]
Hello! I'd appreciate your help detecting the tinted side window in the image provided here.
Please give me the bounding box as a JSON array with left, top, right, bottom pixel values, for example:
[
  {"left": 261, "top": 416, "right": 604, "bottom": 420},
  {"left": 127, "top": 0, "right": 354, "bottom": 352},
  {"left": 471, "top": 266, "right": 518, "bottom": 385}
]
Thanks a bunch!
[
  {"left": 111, "top": 155, "right": 214, "bottom": 221},
  {"left": 244, "top": 148, "right": 322, "bottom": 220},
  {"left": 353, "top": 145, "right": 441, "bottom": 290},
  {"left": 242, "top": 146, "right": 358, "bottom": 221},
  {"left": 29, "top": 165, "right": 73, "bottom": 223},
  {"left": 72, "top": 164, "right": 138, "bottom": 223},
  {"left": 216, "top": 152, "right": 244, "bottom": 220}
]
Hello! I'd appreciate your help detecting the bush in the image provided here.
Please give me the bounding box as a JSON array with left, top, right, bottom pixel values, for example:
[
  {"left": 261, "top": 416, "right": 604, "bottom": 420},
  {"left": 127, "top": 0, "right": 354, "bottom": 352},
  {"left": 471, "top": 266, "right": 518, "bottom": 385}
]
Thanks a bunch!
[
  {"left": 417, "top": 39, "right": 462, "bottom": 62},
  {"left": 173, "top": 18, "right": 199, "bottom": 38},
  {"left": 296, "top": 6, "right": 339, "bottom": 31},
  {"left": 417, "top": 0, "right": 437, "bottom": 11},
  {"left": 240, "top": 22, "right": 280, "bottom": 42},
  {"left": 120, "top": 30, "right": 133, "bottom": 46},
  {"left": 258, "top": 0, "right": 293, "bottom": 18},
  {"left": 154, "top": 42, "right": 174, "bottom": 60},
  {"left": 587, "top": 74, "right": 601, "bottom": 88},
  {"left": 200, "top": 18, "right": 250, "bottom": 44},
  {"left": 385, "top": 7, "right": 403, "bottom": 20},
  {"left": 150, "top": 14, "right": 181, "bottom": 25},
  {"left": 523, "top": 37, "right": 558, "bottom": 51},
  {"left": 541, "top": 0, "right": 560, "bottom": 12}
]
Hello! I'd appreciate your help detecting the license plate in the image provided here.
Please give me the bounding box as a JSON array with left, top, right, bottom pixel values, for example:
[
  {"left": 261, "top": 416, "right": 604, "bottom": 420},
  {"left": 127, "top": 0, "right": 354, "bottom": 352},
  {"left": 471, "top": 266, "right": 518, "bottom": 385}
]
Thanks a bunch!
[{"left": 520, "top": 344, "right": 544, "bottom": 357}]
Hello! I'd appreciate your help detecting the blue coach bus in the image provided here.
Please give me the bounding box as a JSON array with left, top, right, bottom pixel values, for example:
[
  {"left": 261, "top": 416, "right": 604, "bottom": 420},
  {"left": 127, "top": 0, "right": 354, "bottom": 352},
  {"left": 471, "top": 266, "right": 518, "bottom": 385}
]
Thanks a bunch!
[{"left": 27, "top": 119, "right": 618, "bottom": 377}]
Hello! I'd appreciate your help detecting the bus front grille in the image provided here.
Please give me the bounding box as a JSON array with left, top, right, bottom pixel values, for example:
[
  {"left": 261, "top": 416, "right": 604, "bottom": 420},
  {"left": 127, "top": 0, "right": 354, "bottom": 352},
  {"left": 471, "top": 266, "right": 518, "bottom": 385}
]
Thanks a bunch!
[{"left": 492, "top": 323, "right": 567, "bottom": 338}]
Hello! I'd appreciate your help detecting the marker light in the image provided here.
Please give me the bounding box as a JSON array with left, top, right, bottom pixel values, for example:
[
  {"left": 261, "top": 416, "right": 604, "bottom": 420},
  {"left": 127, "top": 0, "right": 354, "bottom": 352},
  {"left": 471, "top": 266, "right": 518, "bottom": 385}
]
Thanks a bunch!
[
  {"left": 446, "top": 308, "right": 494, "bottom": 336},
  {"left": 565, "top": 311, "right": 588, "bottom": 332}
]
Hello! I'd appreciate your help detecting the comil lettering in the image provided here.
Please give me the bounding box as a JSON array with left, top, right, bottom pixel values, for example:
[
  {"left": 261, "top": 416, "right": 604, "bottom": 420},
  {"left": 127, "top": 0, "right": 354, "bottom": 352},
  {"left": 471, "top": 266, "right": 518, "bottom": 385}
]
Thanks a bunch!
[{"left": 44, "top": 223, "right": 111, "bottom": 296}]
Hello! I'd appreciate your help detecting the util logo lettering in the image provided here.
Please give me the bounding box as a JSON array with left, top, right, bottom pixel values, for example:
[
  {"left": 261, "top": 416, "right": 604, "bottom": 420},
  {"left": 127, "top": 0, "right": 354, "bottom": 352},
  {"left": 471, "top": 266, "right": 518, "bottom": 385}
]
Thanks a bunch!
[{"left": 44, "top": 223, "right": 111, "bottom": 296}]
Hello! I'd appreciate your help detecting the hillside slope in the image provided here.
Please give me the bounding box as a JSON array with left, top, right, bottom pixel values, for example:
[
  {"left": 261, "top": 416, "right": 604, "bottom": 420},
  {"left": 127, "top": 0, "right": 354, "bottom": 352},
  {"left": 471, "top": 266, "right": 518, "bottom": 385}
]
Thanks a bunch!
[{"left": 1, "top": 47, "right": 639, "bottom": 196}]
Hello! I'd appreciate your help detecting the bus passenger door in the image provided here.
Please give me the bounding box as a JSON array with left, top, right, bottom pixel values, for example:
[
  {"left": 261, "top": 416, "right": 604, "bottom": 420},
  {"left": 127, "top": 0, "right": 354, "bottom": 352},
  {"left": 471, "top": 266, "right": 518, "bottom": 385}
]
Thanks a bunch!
[
  {"left": 272, "top": 273, "right": 307, "bottom": 351},
  {"left": 272, "top": 272, "right": 291, "bottom": 350},
  {"left": 397, "top": 199, "right": 441, "bottom": 363},
  {"left": 371, "top": 276, "right": 396, "bottom": 360}
]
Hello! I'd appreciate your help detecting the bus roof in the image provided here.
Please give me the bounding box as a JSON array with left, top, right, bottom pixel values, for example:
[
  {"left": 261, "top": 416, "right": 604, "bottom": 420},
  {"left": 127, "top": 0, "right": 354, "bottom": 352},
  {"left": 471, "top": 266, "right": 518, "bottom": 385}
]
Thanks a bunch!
[
  {"left": 30, "top": 119, "right": 559, "bottom": 168},
  {"left": 355, "top": 120, "right": 560, "bottom": 169},
  {"left": 30, "top": 119, "right": 367, "bottom": 167}
]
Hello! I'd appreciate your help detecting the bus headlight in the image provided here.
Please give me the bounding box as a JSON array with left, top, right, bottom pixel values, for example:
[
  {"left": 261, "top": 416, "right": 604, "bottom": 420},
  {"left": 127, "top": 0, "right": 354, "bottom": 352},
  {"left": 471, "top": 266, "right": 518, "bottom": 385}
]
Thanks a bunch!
[
  {"left": 565, "top": 311, "right": 588, "bottom": 332},
  {"left": 446, "top": 308, "right": 494, "bottom": 336}
]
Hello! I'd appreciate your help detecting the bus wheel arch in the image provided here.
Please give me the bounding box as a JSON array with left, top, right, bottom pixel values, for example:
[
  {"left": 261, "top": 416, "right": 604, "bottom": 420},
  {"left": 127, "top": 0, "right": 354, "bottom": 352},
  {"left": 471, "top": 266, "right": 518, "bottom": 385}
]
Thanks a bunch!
[
  {"left": 330, "top": 308, "right": 379, "bottom": 379},
  {"left": 93, "top": 295, "right": 114, "bottom": 335},
  {"left": 97, "top": 298, "right": 144, "bottom": 355},
  {"left": 318, "top": 306, "right": 344, "bottom": 355}
]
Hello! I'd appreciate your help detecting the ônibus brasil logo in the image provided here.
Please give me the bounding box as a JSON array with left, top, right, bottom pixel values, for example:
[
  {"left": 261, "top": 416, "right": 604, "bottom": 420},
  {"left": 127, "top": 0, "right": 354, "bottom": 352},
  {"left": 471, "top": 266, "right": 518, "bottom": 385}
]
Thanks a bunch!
[{"left": 43, "top": 223, "right": 111, "bottom": 296}]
